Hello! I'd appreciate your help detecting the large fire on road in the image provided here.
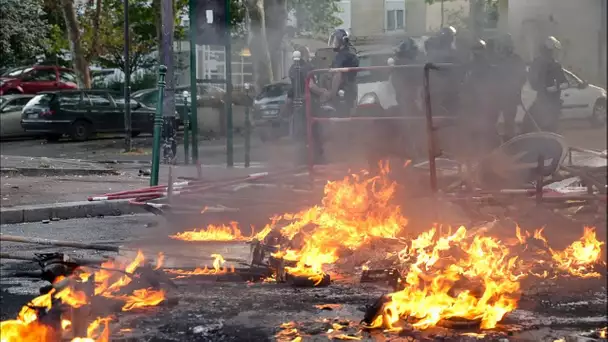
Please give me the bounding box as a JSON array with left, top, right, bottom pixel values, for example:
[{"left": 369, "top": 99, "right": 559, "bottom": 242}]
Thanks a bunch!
[{"left": 173, "top": 162, "right": 605, "bottom": 331}]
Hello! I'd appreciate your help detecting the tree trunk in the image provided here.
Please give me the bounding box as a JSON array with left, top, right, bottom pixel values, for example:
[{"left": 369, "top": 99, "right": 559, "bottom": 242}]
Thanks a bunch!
[
  {"left": 60, "top": 0, "right": 91, "bottom": 88},
  {"left": 85, "top": 0, "right": 103, "bottom": 61},
  {"left": 264, "top": 0, "right": 287, "bottom": 80},
  {"left": 245, "top": 0, "right": 273, "bottom": 90}
]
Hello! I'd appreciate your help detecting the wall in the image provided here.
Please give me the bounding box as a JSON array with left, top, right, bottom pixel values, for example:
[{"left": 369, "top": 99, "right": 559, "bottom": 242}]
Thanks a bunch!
[
  {"left": 350, "top": 0, "right": 386, "bottom": 36},
  {"left": 336, "top": 0, "right": 352, "bottom": 31},
  {"left": 508, "top": 0, "right": 607, "bottom": 86},
  {"left": 425, "top": 0, "right": 469, "bottom": 32}
]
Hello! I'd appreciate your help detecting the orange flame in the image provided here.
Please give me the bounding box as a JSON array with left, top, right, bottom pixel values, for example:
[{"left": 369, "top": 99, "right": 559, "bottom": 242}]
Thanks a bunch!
[
  {"left": 369, "top": 226, "right": 521, "bottom": 330},
  {"left": 169, "top": 222, "right": 247, "bottom": 241},
  {"left": 165, "top": 254, "right": 235, "bottom": 278},
  {"left": 550, "top": 227, "right": 605, "bottom": 278}
]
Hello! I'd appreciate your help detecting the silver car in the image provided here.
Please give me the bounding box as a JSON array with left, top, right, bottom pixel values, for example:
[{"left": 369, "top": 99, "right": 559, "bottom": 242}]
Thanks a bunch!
[{"left": 0, "top": 94, "right": 36, "bottom": 139}]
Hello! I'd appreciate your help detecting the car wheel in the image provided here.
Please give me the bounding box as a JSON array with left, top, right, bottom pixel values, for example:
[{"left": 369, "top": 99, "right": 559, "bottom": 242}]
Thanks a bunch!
[
  {"left": 70, "top": 120, "right": 92, "bottom": 141},
  {"left": 591, "top": 99, "right": 606, "bottom": 126},
  {"left": 3, "top": 89, "right": 20, "bottom": 95},
  {"left": 45, "top": 134, "right": 62, "bottom": 142}
]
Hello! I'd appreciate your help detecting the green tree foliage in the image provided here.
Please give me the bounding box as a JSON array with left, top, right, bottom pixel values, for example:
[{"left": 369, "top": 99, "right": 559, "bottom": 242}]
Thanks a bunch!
[
  {"left": 288, "top": 0, "right": 342, "bottom": 37},
  {"left": 0, "top": 0, "right": 49, "bottom": 67}
]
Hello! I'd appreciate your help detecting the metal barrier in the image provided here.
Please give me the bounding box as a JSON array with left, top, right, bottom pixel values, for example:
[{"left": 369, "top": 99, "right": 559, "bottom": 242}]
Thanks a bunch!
[{"left": 304, "top": 63, "right": 455, "bottom": 192}]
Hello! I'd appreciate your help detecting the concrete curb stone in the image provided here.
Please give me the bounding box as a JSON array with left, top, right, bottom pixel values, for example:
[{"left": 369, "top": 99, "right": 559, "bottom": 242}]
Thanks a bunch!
[
  {"left": 0, "top": 168, "right": 119, "bottom": 177},
  {"left": 0, "top": 200, "right": 147, "bottom": 225}
]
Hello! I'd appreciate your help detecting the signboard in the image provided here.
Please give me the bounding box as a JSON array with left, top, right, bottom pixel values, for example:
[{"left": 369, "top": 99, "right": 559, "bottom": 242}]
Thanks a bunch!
[
  {"left": 477, "top": 132, "right": 568, "bottom": 187},
  {"left": 192, "top": 0, "right": 227, "bottom": 46}
]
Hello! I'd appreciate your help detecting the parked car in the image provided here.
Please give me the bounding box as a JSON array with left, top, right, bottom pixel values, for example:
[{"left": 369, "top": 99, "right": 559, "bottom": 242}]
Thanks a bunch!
[
  {"left": 21, "top": 90, "right": 155, "bottom": 141},
  {"left": 0, "top": 65, "right": 79, "bottom": 95},
  {"left": 0, "top": 94, "right": 37, "bottom": 139},
  {"left": 517, "top": 68, "right": 607, "bottom": 126},
  {"left": 251, "top": 82, "right": 292, "bottom": 142}
]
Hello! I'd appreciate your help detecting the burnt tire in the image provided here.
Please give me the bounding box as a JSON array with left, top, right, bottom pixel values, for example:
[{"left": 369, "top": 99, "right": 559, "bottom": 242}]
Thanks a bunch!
[{"left": 70, "top": 120, "right": 92, "bottom": 141}]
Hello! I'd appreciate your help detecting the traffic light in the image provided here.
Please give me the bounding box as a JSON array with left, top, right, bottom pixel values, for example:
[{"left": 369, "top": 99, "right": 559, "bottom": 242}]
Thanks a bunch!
[{"left": 192, "top": 0, "right": 228, "bottom": 46}]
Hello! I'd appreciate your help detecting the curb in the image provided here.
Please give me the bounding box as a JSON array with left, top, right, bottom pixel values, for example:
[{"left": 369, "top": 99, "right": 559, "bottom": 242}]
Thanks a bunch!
[
  {"left": 0, "top": 200, "right": 148, "bottom": 225},
  {"left": 0, "top": 168, "right": 119, "bottom": 177},
  {"left": 95, "top": 160, "right": 152, "bottom": 165}
]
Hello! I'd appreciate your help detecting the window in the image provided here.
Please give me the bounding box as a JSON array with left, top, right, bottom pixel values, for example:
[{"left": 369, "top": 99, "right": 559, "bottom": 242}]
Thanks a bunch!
[
  {"left": 60, "top": 72, "right": 78, "bottom": 84},
  {"left": 85, "top": 93, "right": 112, "bottom": 107},
  {"left": 24, "top": 69, "right": 57, "bottom": 82},
  {"left": 2, "top": 67, "right": 32, "bottom": 77},
  {"left": 59, "top": 92, "right": 82, "bottom": 106},
  {"left": 13, "top": 97, "right": 34, "bottom": 107},
  {"left": 24, "top": 94, "right": 55, "bottom": 108},
  {"left": 386, "top": 9, "right": 405, "bottom": 31},
  {"left": 563, "top": 69, "right": 582, "bottom": 88}
]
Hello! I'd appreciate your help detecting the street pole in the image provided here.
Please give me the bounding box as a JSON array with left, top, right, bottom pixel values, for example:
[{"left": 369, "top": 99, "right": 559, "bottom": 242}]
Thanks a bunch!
[
  {"left": 151, "top": 65, "right": 167, "bottom": 186},
  {"left": 224, "top": 0, "right": 234, "bottom": 167},
  {"left": 188, "top": 0, "right": 199, "bottom": 163},
  {"left": 123, "top": 0, "right": 132, "bottom": 152},
  {"left": 182, "top": 91, "right": 190, "bottom": 164},
  {"left": 244, "top": 83, "right": 251, "bottom": 167},
  {"left": 161, "top": 0, "right": 177, "bottom": 164}
]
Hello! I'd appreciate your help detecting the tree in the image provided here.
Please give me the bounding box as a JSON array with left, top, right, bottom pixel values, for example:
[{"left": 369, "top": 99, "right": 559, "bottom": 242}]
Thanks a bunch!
[
  {"left": 0, "top": 0, "right": 49, "bottom": 68},
  {"left": 242, "top": 0, "right": 342, "bottom": 89},
  {"left": 60, "top": 0, "right": 92, "bottom": 88}
]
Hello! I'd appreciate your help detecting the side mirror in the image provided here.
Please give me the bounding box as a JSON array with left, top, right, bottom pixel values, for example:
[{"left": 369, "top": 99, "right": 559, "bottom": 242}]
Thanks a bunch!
[{"left": 578, "top": 81, "right": 588, "bottom": 89}]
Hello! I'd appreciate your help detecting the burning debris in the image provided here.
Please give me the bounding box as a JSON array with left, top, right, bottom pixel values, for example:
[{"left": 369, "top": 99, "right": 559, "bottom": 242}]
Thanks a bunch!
[{"left": 0, "top": 251, "right": 171, "bottom": 342}]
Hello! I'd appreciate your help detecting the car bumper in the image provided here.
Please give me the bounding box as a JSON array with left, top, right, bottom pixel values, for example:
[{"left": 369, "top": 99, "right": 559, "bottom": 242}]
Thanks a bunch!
[{"left": 21, "top": 120, "right": 72, "bottom": 134}]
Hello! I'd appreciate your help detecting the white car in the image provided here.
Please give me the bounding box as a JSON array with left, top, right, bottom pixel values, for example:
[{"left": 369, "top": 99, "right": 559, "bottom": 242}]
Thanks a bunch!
[
  {"left": 0, "top": 94, "right": 38, "bottom": 139},
  {"left": 519, "top": 68, "right": 607, "bottom": 126}
]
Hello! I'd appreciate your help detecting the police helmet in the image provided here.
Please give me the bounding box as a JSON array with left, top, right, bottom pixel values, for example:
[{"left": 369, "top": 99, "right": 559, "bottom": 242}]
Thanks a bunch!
[
  {"left": 396, "top": 37, "right": 418, "bottom": 59},
  {"left": 437, "top": 26, "right": 457, "bottom": 45},
  {"left": 328, "top": 29, "right": 350, "bottom": 51},
  {"left": 543, "top": 36, "right": 562, "bottom": 51},
  {"left": 471, "top": 39, "right": 487, "bottom": 51},
  {"left": 497, "top": 33, "right": 514, "bottom": 54}
]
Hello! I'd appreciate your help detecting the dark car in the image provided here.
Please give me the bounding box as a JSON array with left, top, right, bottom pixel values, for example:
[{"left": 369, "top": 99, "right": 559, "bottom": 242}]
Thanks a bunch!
[
  {"left": 21, "top": 90, "right": 154, "bottom": 141},
  {"left": 132, "top": 84, "right": 225, "bottom": 124},
  {"left": 0, "top": 66, "right": 79, "bottom": 95},
  {"left": 251, "top": 82, "right": 291, "bottom": 141}
]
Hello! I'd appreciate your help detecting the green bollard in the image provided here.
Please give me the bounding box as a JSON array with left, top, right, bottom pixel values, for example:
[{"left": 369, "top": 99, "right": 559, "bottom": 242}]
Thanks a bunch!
[
  {"left": 244, "top": 83, "right": 252, "bottom": 168},
  {"left": 150, "top": 65, "right": 167, "bottom": 186},
  {"left": 182, "top": 93, "right": 190, "bottom": 165}
]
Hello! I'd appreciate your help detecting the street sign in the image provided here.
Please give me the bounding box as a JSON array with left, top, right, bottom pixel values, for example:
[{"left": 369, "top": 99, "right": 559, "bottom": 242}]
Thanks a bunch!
[
  {"left": 192, "top": 0, "right": 227, "bottom": 46},
  {"left": 477, "top": 132, "right": 568, "bottom": 187}
]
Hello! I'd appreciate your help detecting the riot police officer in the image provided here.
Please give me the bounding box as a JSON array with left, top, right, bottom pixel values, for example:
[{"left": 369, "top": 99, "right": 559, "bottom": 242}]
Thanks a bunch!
[
  {"left": 460, "top": 39, "right": 502, "bottom": 157},
  {"left": 392, "top": 37, "right": 422, "bottom": 115},
  {"left": 429, "top": 26, "right": 461, "bottom": 116},
  {"left": 323, "top": 29, "right": 360, "bottom": 113},
  {"left": 525, "top": 36, "right": 568, "bottom": 133},
  {"left": 495, "top": 33, "right": 527, "bottom": 141}
]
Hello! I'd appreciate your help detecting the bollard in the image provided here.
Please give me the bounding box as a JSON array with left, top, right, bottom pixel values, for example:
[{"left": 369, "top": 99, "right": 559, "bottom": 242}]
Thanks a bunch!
[
  {"left": 151, "top": 65, "right": 167, "bottom": 186},
  {"left": 244, "top": 83, "right": 252, "bottom": 168},
  {"left": 182, "top": 91, "right": 190, "bottom": 165}
]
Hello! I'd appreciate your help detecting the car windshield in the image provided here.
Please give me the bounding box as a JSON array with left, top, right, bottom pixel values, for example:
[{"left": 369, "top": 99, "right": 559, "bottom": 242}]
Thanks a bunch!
[
  {"left": 25, "top": 93, "right": 54, "bottom": 107},
  {"left": 114, "top": 98, "right": 141, "bottom": 106},
  {"left": 256, "top": 84, "right": 289, "bottom": 100}
]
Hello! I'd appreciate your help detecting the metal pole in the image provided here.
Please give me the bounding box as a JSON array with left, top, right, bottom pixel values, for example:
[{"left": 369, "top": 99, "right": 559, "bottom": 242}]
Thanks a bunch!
[
  {"left": 183, "top": 93, "right": 190, "bottom": 164},
  {"left": 423, "top": 63, "right": 438, "bottom": 193},
  {"left": 151, "top": 65, "right": 167, "bottom": 186},
  {"left": 188, "top": 0, "right": 199, "bottom": 163},
  {"left": 225, "top": 0, "right": 234, "bottom": 167},
  {"left": 244, "top": 83, "right": 251, "bottom": 167},
  {"left": 440, "top": 0, "right": 444, "bottom": 28},
  {"left": 161, "top": 0, "right": 177, "bottom": 164},
  {"left": 123, "top": 0, "right": 132, "bottom": 151}
]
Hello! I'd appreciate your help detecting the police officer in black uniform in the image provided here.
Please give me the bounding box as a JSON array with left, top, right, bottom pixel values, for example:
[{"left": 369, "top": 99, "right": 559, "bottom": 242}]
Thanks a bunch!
[
  {"left": 495, "top": 33, "right": 527, "bottom": 141},
  {"left": 323, "top": 29, "right": 360, "bottom": 114},
  {"left": 460, "top": 39, "right": 502, "bottom": 157},
  {"left": 525, "top": 36, "right": 568, "bottom": 133},
  {"left": 429, "top": 26, "right": 462, "bottom": 116},
  {"left": 284, "top": 45, "right": 329, "bottom": 163},
  {"left": 392, "top": 37, "right": 422, "bottom": 115}
]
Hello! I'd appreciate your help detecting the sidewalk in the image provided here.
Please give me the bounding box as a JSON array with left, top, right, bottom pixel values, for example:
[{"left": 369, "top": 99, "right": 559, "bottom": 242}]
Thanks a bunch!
[
  {"left": 0, "top": 156, "right": 294, "bottom": 224},
  {"left": 0, "top": 155, "right": 117, "bottom": 176}
]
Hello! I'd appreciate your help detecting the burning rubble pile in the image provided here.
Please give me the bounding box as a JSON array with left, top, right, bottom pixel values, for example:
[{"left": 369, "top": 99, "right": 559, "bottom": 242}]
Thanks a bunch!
[
  {"left": 1, "top": 251, "right": 169, "bottom": 341},
  {"left": 169, "top": 162, "right": 606, "bottom": 333},
  {"left": 2, "top": 162, "right": 605, "bottom": 340}
]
